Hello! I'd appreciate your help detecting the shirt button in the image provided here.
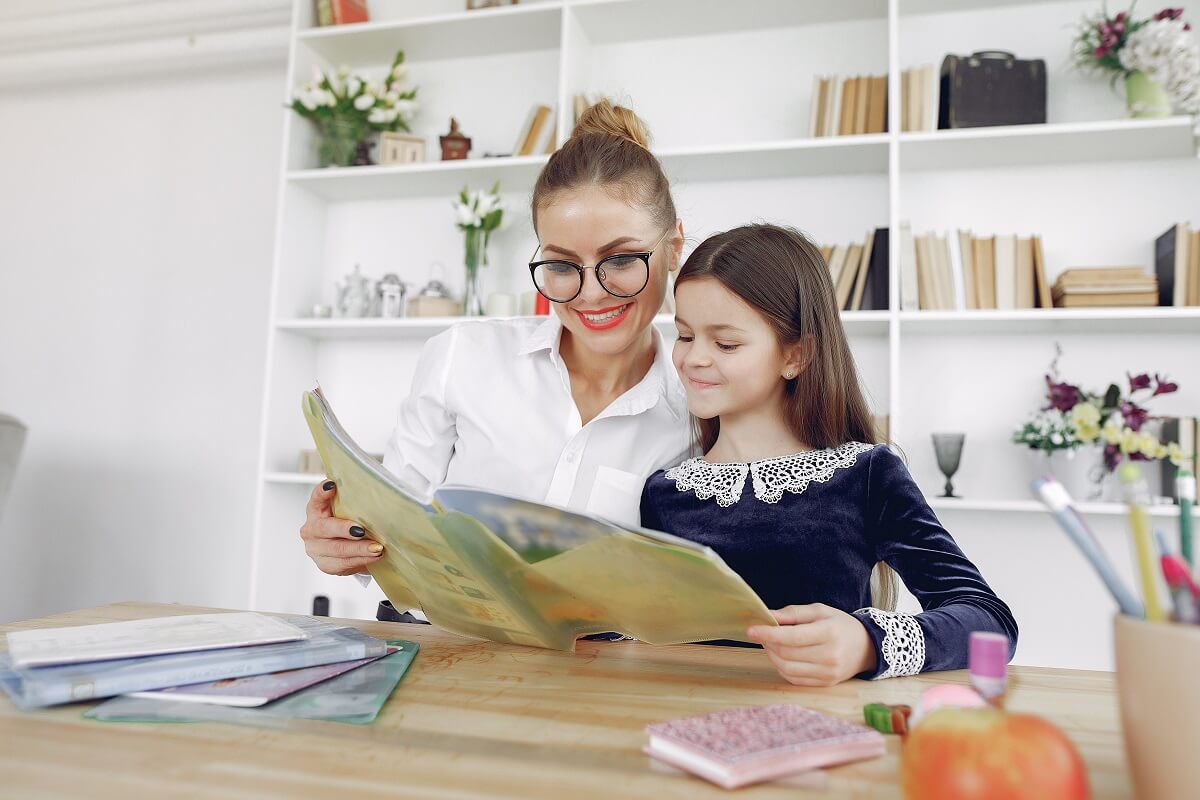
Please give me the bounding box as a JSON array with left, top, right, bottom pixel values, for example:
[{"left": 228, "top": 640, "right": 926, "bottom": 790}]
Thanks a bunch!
[{"left": 564, "top": 449, "right": 578, "bottom": 463}]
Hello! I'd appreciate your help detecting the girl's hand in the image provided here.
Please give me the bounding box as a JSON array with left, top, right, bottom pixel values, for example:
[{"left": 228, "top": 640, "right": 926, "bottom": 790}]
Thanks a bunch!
[
  {"left": 300, "top": 480, "right": 386, "bottom": 576},
  {"left": 746, "top": 604, "right": 877, "bottom": 687}
]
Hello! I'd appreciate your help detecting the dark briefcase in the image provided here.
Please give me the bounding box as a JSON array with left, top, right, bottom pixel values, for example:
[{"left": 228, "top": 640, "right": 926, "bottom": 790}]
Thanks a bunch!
[{"left": 938, "top": 50, "right": 1047, "bottom": 129}]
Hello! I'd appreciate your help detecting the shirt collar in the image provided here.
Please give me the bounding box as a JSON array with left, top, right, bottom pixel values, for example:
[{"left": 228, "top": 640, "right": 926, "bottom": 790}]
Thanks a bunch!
[{"left": 517, "top": 315, "right": 686, "bottom": 421}]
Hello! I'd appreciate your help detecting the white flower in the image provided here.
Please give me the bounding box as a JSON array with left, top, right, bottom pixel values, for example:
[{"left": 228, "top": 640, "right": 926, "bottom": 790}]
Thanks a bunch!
[
  {"left": 354, "top": 93, "right": 375, "bottom": 110},
  {"left": 336, "top": 64, "right": 350, "bottom": 79},
  {"left": 394, "top": 99, "right": 418, "bottom": 120},
  {"left": 367, "top": 107, "right": 388, "bottom": 124},
  {"left": 319, "top": 90, "right": 336, "bottom": 107},
  {"left": 392, "top": 63, "right": 409, "bottom": 81},
  {"left": 455, "top": 204, "right": 480, "bottom": 227},
  {"left": 1120, "top": 19, "right": 1200, "bottom": 113},
  {"left": 385, "top": 91, "right": 400, "bottom": 104},
  {"left": 347, "top": 77, "right": 362, "bottom": 97}
]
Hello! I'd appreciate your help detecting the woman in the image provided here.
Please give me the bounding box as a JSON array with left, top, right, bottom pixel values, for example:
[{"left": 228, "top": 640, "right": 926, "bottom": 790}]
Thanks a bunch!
[{"left": 300, "top": 99, "right": 690, "bottom": 577}]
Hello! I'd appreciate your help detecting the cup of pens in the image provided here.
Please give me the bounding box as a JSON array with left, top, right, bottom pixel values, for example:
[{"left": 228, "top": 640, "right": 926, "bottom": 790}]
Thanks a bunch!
[
  {"left": 1033, "top": 462, "right": 1198, "bottom": 800},
  {"left": 1114, "top": 614, "right": 1200, "bottom": 800}
]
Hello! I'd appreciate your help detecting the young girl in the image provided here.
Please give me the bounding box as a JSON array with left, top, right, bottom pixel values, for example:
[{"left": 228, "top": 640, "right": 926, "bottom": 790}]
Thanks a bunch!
[{"left": 640, "top": 223, "right": 1017, "bottom": 686}]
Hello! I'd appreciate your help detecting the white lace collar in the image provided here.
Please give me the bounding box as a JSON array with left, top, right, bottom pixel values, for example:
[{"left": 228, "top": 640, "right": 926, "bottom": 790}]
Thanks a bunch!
[{"left": 665, "top": 441, "right": 875, "bottom": 507}]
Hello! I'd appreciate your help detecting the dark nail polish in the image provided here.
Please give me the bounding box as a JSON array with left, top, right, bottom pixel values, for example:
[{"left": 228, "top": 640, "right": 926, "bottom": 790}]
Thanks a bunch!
[
  {"left": 323, "top": 480, "right": 336, "bottom": 491},
  {"left": 349, "top": 525, "right": 366, "bottom": 538}
]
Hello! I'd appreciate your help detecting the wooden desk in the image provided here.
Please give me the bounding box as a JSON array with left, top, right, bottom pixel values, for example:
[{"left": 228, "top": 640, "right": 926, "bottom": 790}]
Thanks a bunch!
[{"left": 1, "top": 602, "right": 1130, "bottom": 799}]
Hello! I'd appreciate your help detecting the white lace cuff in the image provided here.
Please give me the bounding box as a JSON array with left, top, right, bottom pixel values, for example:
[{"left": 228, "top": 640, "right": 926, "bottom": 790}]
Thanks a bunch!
[{"left": 854, "top": 607, "right": 926, "bottom": 680}]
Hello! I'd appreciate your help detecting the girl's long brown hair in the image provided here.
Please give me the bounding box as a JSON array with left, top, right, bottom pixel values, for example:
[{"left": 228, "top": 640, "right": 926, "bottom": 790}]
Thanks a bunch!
[{"left": 676, "top": 223, "right": 899, "bottom": 610}]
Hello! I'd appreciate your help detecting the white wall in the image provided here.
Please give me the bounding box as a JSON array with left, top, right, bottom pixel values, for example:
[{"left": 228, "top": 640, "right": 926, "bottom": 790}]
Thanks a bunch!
[{"left": 0, "top": 54, "right": 287, "bottom": 622}]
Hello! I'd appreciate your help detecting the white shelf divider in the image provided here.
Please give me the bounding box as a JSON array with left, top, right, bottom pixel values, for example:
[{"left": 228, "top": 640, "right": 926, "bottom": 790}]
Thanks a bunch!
[{"left": 929, "top": 497, "right": 1196, "bottom": 518}]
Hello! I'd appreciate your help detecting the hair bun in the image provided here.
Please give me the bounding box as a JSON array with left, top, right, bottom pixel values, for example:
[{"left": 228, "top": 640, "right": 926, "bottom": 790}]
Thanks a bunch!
[{"left": 572, "top": 97, "right": 651, "bottom": 150}]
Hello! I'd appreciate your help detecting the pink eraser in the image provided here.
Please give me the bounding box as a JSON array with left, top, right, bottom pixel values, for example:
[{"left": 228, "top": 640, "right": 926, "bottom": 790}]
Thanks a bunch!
[
  {"left": 911, "top": 684, "right": 987, "bottom": 727},
  {"left": 969, "top": 631, "right": 1009, "bottom": 679}
]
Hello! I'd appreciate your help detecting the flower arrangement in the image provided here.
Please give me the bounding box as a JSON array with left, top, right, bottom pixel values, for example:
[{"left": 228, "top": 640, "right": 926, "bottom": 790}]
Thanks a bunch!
[
  {"left": 453, "top": 182, "right": 504, "bottom": 316},
  {"left": 1012, "top": 348, "right": 1186, "bottom": 474},
  {"left": 289, "top": 51, "right": 419, "bottom": 167},
  {"left": 1071, "top": 5, "right": 1200, "bottom": 115}
]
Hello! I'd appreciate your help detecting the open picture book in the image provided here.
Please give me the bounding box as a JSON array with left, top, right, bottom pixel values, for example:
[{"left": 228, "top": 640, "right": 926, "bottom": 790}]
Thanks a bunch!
[{"left": 302, "top": 387, "right": 776, "bottom": 651}]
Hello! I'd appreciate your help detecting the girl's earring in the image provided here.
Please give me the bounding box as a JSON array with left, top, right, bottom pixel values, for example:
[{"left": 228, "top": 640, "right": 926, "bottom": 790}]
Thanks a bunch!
[{"left": 784, "top": 370, "right": 795, "bottom": 380}]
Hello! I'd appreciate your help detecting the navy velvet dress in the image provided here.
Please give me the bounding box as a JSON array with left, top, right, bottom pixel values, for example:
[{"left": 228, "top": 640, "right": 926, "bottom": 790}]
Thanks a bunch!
[{"left": 639, "top": 442, "right": 1018, "bottom": 680}]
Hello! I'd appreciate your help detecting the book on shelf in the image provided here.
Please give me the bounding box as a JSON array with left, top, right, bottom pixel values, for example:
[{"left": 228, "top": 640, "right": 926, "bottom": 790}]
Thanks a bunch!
[
  {"left": 1155, "top": 223, "right": 1198, "bottom": 307},
  {"left": 899, "top": 222, "right": 919, "bottom": 311},
  {"left": 0, "top": 616, "right": 388, "bottom": 708},
  {"left": 1051, "top": 266, "right": 1158, "bottom": 308},
  {"left": 1160, "top": 417, "right": 1198, "bottom": 501},
  {"left": 643, "top": 703, "right": 885, "bottom": 790},
  {"left": 513, "top": 104, "right": 554, "bottom": 157},
  {"left": 315, "top": 0, "right": 368, "bottom": 26},
  {"left": 302, "top": 388, "right": 775, "bottom": 652},
  {"left": 911, "top": 230, "right": 1061, "bottom": 311},
  {"left": 810, "top": 74, "right": 887, "bottom": 138},
  {"left": 901, "top": 65, "right": 938, "bottom": 133},
  {"left": 4, "top": 612, "right": 306, "bottom": 669},
  {"left": 817, "top": 230, "right": 888, "bottom": 311}
]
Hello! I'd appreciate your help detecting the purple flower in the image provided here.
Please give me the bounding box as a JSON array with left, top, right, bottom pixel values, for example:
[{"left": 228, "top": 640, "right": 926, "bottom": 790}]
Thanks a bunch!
[
  {"left": 1121, "top": 402, "right": 1149, "bottom": 431},
  {"left": 1104, "top": 444, "right": 1122, "bottom": 472},
  {"left": 1094, "top": 45, "right": 1109, "bottom": 58},
  {"left": 1116, "top": 11, "right": 1128, "bottom": 23},
  {"left": 1155, "top": 8, "right": 1184, "bottom": 21},
  {"left": 1153, "top": 374, "right": 1179, "bottom": 396},
  {"left": 1128, "top": 372, "right": 1152, "bottom": 391},
  {"left": 1045, "top": 375, "right": 1082, "bottom": 412}
]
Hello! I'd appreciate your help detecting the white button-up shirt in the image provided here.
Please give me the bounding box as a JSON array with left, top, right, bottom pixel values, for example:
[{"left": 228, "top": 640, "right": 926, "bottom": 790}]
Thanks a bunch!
[{"left": 381, "top": 316, "right": 691, "bottom": 528}]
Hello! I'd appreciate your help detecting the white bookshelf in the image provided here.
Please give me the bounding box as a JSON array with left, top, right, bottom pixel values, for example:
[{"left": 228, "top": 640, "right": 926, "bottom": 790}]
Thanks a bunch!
[{"left": 253, "top": 0, "right": 1200, "bottom": 671}]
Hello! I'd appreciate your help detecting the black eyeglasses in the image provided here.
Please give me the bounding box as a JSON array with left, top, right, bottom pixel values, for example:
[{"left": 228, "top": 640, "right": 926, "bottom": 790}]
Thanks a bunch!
[{"left": 528, "top": 228, "right": 672, "bottom": 304}]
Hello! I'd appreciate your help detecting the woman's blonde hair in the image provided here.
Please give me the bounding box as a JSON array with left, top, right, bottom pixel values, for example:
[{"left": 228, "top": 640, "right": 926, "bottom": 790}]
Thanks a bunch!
[
  {"left": 531, "top": 98, "right": 676, "bottom": 234},
  {"left": 676, "top": 223, "right": 899, "bottom": 611}
]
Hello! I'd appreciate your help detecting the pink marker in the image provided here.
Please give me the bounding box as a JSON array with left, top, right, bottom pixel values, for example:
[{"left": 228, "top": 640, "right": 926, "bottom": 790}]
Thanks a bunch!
[{"left": 969, "top": 631, "right": 1009, "bottom": 707}]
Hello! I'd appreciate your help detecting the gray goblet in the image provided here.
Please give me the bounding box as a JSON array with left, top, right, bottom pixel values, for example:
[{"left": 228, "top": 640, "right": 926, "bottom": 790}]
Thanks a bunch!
[{"left": 932, "top": 433, "right": 965, "bottom": 498}]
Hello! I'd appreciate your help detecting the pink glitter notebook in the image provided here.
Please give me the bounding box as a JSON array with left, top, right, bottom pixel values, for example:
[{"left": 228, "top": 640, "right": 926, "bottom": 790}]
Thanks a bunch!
[{"left": 644, "top": 703, "right": 886, "bottom": 789}]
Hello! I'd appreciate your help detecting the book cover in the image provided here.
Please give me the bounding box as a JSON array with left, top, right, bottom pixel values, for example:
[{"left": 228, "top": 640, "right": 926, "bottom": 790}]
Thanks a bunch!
[
  {"left": 849, "top": 230, "right": 875, "bottom": 311},
  {"left": 853, "top": 75, "right": 870, "bottom": 135},
  {"left": 947, "top": 230, "right": 966, "bottom": 311},
  {"left": 958, "top": 230, "right": 977, "bottom": 310},
  {"left": 915, "top": 233, "right": 934, "bottom": 310},
  {"left": 809, "top": 75, "right": 823, "bottom": 138},
  {"left": 862, "top": 227, "right": 889, "bottom": 311},
  {"left": 1154, "top": 223, "right": 1189, "bottom": 306},
  {"left": 836, "top": 243, "right": 862, "bottom": 310},
  {"left": 974, "top": 236, "right": 996, "bottom": 309},
  {"left": 1032, "top": 235, "right": 1052, "bottom": 309},
  {"left": 302, "top": 389, "right": 775, "bottom": 652},
  {"left": 994, "top": 234, "right": 1017, "bottom": 310},
  {"left": 314, "top": 0, "right": 333, "bottom": 26},
  {"left": 644, "top": 703, "right": 885, "bottom": 790},
  {"left": 6, "top": 612, "right": 306, "bottom": 669},
  {"left": 1190, "top": 230, "right": 1200, "bottom": 306},
  {"left": 128, "top": 650, "right": 393, "bottom": 707},
  {"left": 1016, "top": 237, "right": 1035, "bottom": 309},
  {"left": 826, "top": 76, "right": 843, "bottom": 138},
  {"left": 866, "top": 75, "right": 887, "bottom": 134},
  {"left": 838, "top": 78, "right": 857, "bottom": 137},
  {"left": 89, "top": 640, "right": 419, "bottom": 726},
  {"left": 900, "top": 69, "right": 912, "bottom": 133},
  {"left": 0, "top": 616, "right": 388, "bottom": 708},
  {"left": 899, "top": 222, "right": 919, "bottom": 310},
  {"left": 330, "top": 0, "right": 368, "bottom": 25}
]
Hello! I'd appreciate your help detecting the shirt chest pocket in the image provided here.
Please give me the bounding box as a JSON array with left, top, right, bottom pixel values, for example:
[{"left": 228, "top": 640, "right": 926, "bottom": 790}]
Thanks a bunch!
[{"left": 585, "top": 466, "right": 643, "bottom": 528}]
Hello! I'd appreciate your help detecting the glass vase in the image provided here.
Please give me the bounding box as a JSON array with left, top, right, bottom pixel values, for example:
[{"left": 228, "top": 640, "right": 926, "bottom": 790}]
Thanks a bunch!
[
  {"left": 1028, "top": 445, "right": 1101, "bottom": 502},
  {"left": 316, "top": 117, "right": 367, "bottom": 168},
  {"left": 462, "top": 227, "right": 486, "bottom": 317},
  {"left": 1125, "top": 71, "right": 1171, "bottom": 119}
]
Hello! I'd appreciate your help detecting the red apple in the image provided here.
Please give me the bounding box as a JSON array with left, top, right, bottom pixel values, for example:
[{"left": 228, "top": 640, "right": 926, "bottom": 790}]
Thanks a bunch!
[{"left": 902, "top": 707, "right": 1090, "bottom": 800}]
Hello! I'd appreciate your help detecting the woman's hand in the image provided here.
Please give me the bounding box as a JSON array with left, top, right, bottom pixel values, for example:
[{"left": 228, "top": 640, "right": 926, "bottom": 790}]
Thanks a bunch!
[
  {"left": 746, "top": 604, "right": 877, "bottom": 687},
  {"left": 300, "top": 480, "right": 385, "bottom": 576}
]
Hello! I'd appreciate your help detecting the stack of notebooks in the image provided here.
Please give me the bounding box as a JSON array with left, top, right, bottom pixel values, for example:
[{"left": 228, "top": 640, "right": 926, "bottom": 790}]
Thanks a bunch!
[
  {"left": 809, "top": 74, "right": 888, "bottom": 137},
  {"left": 900, "top": 65, "right": 939, "bottom": 133},
  {"left": 1155, "top": 223, "right": 1200, "bottom": 306},
  {"left": 1051, "top": 267, "right": 1158, "bottom": 308},
  {"left": 817, "top": 228, "right": 890, "bottom": 311},
  {"left": 0, "top": 611, "right": 408, "bottom": 712},
  {"left": 898, "top": 225, "right": 1052, "bottom": 311}
]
